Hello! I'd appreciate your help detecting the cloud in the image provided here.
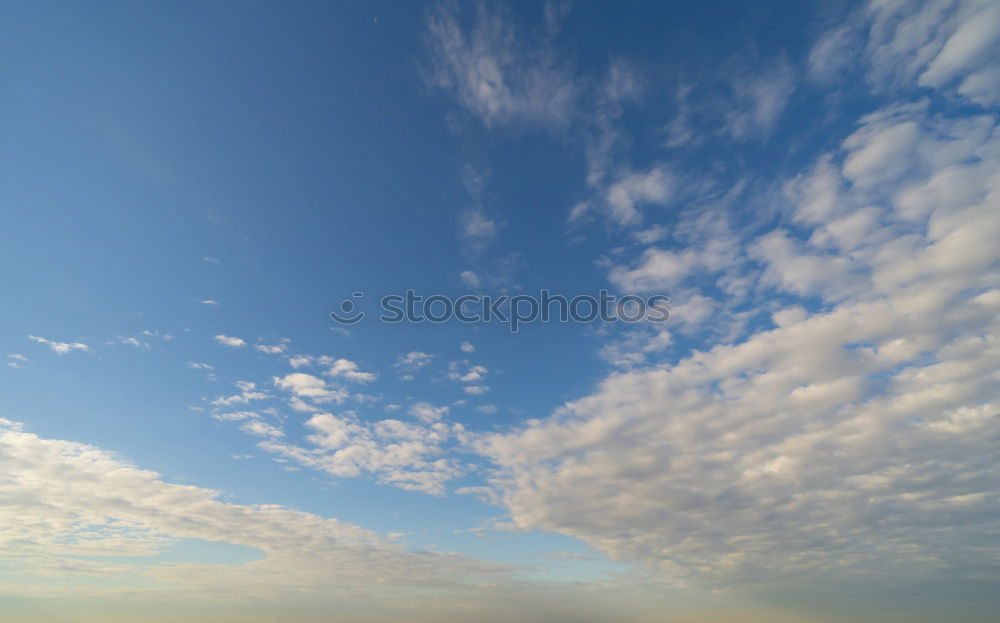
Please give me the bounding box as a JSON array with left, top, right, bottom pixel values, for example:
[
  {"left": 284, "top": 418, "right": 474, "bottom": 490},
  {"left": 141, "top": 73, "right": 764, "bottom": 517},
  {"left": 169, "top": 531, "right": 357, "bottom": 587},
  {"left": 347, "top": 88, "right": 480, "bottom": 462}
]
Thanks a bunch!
[
  {"left": 473, "top": 98, "right": 1000, "bottom": 587},
  {"left": 864, "top": 0, "right": 1000, "bottom": 105},
  {"left": 462, "top": 209, "right": 497, "bottom": 239},
  {"left": 199, "top": 299, "right": 219, "bottom": 305},
  {"left": 463, "top": 385, "right": 490, "bottom": 395},
  {"left": 423, "top": 1, "right": 577, "bottom": 129},
  {"left": 324, "top": 358, "right": 378, "bottom": 384},
  {"left": 259, "top": 407, "right": 462, "bottom": 495},
  {"left": 603, "top": 165, "right": 673, "bottom": 227},
  {"left": 273, "top": 373, "right": 348, "bottom": 404},
  {"left": 460, "top": 270, "right": 482, "bottom": 288},
  {"left": 204, "top": 385, "right": 462, "bottom": 495},
  {"left": 448, "top": 361, "right": 488, "bottom": 383},
  {"left": 211, "top": 410, "right": 259, "bottom": 422},
  {"left": 409, "top": 402, "right": 450, "bottom": 424},
  {"left": 187, "top": 362, "right": 213, "bottom": 370},
  {"left": 117, "top": 336, "right": 149, "bottom": 349},
  {"left": 27, "top": 335, "right": 90, "bottom": 355},
  {"left": 287, "top": 355, "right": 313, "bottom": 368},
  {"left": 394, "top": 351, "right": 435, "bottom": 374},
  {"left": 807, "top": 23, "right": 860, "bottom": 83},
  {"left": 0, "top": 419, "right": 508, "bottom": 599},
  {"left": 214, "top": 334, "right": 246, "bottom": 348},
  {"left": 608, "top": 239, "right": 738, "bottom": 293},
  {"left": 211, "top": 381, "right": 269, "bottom": 407},
  {"left": 723, "top": 55, "right": 795, "bottom": 140},
  {"left": 254, "top": 343, "right": 288, "bottom": 355},
  {"left": 240, "top": 420, "right": 284, "bottom": 439},
  {"left": 460, "top": 341, "right": 476, "bottom": 353}
]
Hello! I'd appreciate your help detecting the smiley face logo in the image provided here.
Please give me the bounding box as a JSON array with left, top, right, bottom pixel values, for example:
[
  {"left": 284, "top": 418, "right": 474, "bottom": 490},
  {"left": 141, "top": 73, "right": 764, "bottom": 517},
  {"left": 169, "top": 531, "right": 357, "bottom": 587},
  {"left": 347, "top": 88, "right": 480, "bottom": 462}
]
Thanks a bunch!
[{"left": 330, "top": 292, "right": 366, "bottom": 325}]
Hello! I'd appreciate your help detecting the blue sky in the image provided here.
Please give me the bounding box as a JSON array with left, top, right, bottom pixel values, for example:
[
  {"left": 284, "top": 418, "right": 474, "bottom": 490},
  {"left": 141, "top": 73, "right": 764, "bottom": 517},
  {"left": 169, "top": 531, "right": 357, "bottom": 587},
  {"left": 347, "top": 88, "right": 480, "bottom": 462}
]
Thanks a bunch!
[{"left": 1, "top": 1, "right": 999, "bottom": 621}]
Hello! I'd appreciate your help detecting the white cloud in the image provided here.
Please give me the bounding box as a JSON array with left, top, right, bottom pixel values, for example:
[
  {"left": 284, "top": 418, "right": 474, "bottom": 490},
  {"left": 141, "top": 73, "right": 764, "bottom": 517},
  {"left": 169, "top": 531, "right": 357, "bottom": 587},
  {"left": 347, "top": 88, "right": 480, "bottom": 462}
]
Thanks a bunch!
[
  {"left": 807, "top": 23, "right": 859, "bottom": 83},
  {"left": 27, "top": 335, "right": 90, "bottom": 355},
  {"left": 273, "top": 373, "right": 347, "bottom": 404},
  {"left": 142, "top": 329, "right": 173, "bottom": 340},
  {"left": 603, "top": 165, "right": 673, "bottom": 227},
  {"left": 841, "top": 108, "right": 922, "bottom": 189},
  {"left": 723, "top": 56, "right": 795, "bottom": 140},
  {"left": 460, "top": 270, "right": 482, "bottom": 289},
  {"left": 0, "top": 420, "right": 507, "bottom": 598},
  {"left": 462, "top": 209, "right": 497, "bottom": 239},
  {"left": 394, "top": 351, "right": 434, "bottom": 373},
  {"left": 448, "top": 361, "right": 488, "bottom": 383},
  {"left": 214, "top": 334, "right": 246, "bottom": 348},
  {"left": 254, "top": 343, "right": 288, "bottom": 354},
  {"left": 864, "top": 0, "right": 1000, "bottom": 105},
  {"left": 423, "top": 1, "right": 577, "bottom": 129},
  {"left": 598, "top": 324, "right": 674, "bottom": 369},
  {"left": 749, "top": 230, "right": 859, "bottom": 300},
  {"left": 463, "top": 385, "right": 490, "bottom": 395},
  {"left": 240, "top": 420, "right": 284, "bottom": 439},
  {"left": 608, "top": 247, "right": 699, "bottom": 292},
  {"left": 460, "top": 341, "right": 476, "bottom": 353},
  {"left": 187, "top": 362, "right": 213, "bottom": 370},
  {"left": 212, "top": 410, "right": 258, "bottom": 422},
  {"left": 566, "top": 201, "right": 591, "bottom": 225},
  {"left": 917, "top": 2, "right": 1000, "bottom": 89},
  {"left": 610, "top": 243, "right": 737, "bottom": 296},
  {"left": 117, "top": 336, "right": 149, "bottom": 349},
  {"left": 473, "top": 98, "right": 1000, "bottom": 588},
  {"left": 409, "top": 402, "right": 449, "bottom": 424},
  {"left": 324, "top": 358, "right": 377, "bottom": 384},
  {"left": 199, "top": 299, "right": 219, "bottom": 305},
  {"left": 259, "top": 409, "right": 462, "bottom": 496},
  {"left": 633, "top": 224, "right": 668, "bottom": 244},
  {"left": 211, "top": 381, "right": 269, "bottom": 407},
  {"left": 662, "top": 84, "right": 698, "bottom": 149}
]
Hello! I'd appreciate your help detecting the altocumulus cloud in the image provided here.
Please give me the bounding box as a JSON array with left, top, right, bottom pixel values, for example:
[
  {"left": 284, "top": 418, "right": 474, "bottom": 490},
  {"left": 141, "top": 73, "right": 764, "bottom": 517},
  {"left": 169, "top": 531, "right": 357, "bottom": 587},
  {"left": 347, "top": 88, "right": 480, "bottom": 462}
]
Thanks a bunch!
[{"left": 469, "top": 0, "right": 1000, "bottom": 589}]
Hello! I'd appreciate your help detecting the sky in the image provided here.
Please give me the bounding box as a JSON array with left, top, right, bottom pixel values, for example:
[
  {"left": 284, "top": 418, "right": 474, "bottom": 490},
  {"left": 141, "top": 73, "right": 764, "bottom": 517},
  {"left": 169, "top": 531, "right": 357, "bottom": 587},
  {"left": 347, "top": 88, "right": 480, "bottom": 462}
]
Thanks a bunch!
[{"left": 1, "top": 0, "right": 998, "bottom": 621}]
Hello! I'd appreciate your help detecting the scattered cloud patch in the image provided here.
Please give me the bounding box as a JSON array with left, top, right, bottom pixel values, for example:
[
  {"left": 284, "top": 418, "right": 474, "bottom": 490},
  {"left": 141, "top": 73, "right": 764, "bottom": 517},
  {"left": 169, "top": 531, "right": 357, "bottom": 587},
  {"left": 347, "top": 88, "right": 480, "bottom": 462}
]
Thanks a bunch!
[
  {"left": 27, "top": 335, "right": 90, "bottom": 355},
  {"left": 324, "top": 358, "right": 378, "bottom": 384},
  {"left": 214, "top": 334, "right": 246, "bottom": 348},
  {"left": 274, "top": 373, "right": 348, "bottom": 405},
  {"left": 394, "top": 351, "right": 434, "bottom": 374}
]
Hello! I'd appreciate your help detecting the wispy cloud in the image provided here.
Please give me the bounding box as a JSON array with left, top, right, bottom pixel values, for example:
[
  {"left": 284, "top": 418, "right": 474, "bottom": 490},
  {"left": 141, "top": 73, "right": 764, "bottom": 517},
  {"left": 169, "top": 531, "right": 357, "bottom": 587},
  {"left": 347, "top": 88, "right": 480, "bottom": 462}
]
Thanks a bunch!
[
  {"left": 27, "top": 335, "right": 90, "bottom": 355},
  {"left": 393, "top": 351, "right": 434, "bottom": 375},
  {"left": 423, "top": 1, "right": 577, "bottom": 129},
  {"left": 117, "top": 336, "right": 149, "bottom": 349}
]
